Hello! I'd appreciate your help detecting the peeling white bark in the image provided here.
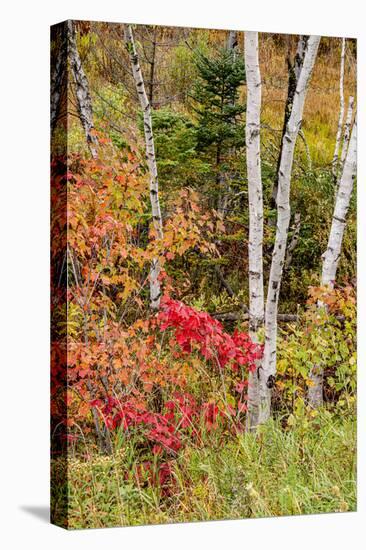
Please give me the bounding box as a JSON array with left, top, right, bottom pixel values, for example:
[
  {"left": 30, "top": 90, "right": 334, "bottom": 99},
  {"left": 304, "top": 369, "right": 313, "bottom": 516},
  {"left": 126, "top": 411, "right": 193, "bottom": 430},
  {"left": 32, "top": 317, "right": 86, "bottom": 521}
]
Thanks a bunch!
[
  {"left": 332, "top": 38, "right": 346, "bottom": 181},
  {"left": 339, "top": 95, "right": 355, "bottom": 172},
  {"left": 67, "top": 20, "right": 98, "bottom": 158},
  {"left": 244, "top": 32, "right": 264, "bottom": 430},
  {"left": 51, "top": 23, "right": 67, "bottom": 134},
  {"left": 271, "top": 36, "right": 308, "bottom": 206},
  {"left": 124, "top": 24, "right": 164, "bottom": 309},
  {"left": 259, "top": 36, "right": 321, "bottom": 424},
  {"left": 322, "top": 118, "right": 357, "bottom": 288},
  {"left": 227, "top": 30, "right": 238, "bottom": 51},
  {"left": 308, "top": 117, "right": 357, "bottom": 408}
]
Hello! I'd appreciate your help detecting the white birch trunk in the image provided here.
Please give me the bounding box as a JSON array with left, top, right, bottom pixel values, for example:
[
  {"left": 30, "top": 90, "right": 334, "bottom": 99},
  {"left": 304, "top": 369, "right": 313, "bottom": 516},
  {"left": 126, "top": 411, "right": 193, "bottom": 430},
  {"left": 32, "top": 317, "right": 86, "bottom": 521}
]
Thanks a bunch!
[
  {"left": 271, "top": 36, "right": 308, "bottom": 207},
  {"left": 244, "top": 32, "right": 264, "bottom": 430},
  {"left": 259, "top": 36, "right": 321, "bottom": 424},
  {"left": 67, "top": 20, "right": 98, "bottom": 158},
  {"left": 294, "top": 35, "right": 309, "bottom": 80},
  {"left": 227, "top": 30, "right": 238, "bottom": 51},
  {"left": 124, "top": 24, "right": 164, "bottom": 309},
  {"left": 308, "top": 117, "right": 357, "bottom": 408},
  {"left": 322, "top": 118, "right": 357, "bottom": 287},
  {"left": 339, "top": 95, "right": 355, "bottom": 171},
  {"left": 51, "top": 23, "right": 67, "bottom": 134},
  {"left": 332, "top": 38, "right": 346, "bottom": 181}
]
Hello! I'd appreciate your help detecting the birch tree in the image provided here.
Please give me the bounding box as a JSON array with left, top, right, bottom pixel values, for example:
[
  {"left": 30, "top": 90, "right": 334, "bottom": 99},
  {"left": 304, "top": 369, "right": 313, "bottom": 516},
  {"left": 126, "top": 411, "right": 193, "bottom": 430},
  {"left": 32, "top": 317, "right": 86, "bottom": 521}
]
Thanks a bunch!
[
  {"left": 332, "top": 38, "right": 346, "bottom": 182},
  {"left": 227, "top": 30, "right": 238, "bottom": 51},
  {"left": 244, "top": 31, "right": 264, "bottom": 429},
  {"left": 67, "top": 20, "right": 98, "bottom": 158},
  {"left": 124, "top": 24, "right": 164, "bottom": 309},
  {"left": 339, "top": 95, "right": 355, "bottom": 173},
  {"left": 147, "top": 26, "right": 158, "bottom": 108},
  {"left": 259, "top": 36, "right": 321, "bottom": 424},
  {"left": 51, "top": 23, "right": 67, "bottom": 135},
  {"left": 271, "top": 36, "right": 308, "bottom": 206},
  {"left": 308, "top": 118, "right": 357, "bottom": 407}
]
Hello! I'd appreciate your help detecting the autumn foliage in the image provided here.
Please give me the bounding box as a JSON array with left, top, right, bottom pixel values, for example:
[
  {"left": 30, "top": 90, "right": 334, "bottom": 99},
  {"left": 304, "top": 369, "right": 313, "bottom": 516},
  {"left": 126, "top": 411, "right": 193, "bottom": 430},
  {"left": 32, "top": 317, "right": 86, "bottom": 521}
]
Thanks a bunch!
[
  {"left": 51, "top": 148, "right": 263, "bottom": 490},
  {"left": 50, "top": 24, "right": 357, "bottom": 528},
  {"left": 158, "top": 296, "right": 261, "bottom": 370}
]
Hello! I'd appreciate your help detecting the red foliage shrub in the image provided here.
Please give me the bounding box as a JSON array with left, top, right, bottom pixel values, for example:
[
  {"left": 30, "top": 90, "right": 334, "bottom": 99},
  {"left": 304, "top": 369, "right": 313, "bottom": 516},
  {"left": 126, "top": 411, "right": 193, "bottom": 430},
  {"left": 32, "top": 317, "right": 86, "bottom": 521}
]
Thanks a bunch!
[
  {"left": 62, "top": 296, "right": 264, "bottom": 489},
  {"left": 157, "top": 296, "right": 262, "bottom": 371}
]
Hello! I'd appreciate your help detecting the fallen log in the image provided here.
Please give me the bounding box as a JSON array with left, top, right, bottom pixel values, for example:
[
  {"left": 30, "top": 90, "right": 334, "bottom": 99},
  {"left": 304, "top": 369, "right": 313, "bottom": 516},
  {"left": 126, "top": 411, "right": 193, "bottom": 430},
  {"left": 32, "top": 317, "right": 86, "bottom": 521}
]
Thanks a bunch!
[
  {"left": 212, "top": 311, "right": 299, "bottom": 322},
  {"left": 212, "top": 311, "right": 345, "bottom": 323}
]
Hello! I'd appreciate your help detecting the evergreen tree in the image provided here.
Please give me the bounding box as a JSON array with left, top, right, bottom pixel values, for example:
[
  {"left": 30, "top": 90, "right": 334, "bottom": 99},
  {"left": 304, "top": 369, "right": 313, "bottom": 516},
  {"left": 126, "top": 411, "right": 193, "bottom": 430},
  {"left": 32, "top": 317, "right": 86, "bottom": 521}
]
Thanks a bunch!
[
  {"left": 191, "top": 48, "right": 246, "bottom": 209},
  {"left": 192, "top": 48, "right": 245, "bottom": 153}
]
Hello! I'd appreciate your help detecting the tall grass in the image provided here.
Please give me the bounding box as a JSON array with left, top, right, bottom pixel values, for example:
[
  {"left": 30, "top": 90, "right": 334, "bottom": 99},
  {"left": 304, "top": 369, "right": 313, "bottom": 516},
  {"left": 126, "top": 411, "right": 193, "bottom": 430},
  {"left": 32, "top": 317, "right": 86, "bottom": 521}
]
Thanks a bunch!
[{"left": 52, "top": 409, "right": 356, "bottom": 529}]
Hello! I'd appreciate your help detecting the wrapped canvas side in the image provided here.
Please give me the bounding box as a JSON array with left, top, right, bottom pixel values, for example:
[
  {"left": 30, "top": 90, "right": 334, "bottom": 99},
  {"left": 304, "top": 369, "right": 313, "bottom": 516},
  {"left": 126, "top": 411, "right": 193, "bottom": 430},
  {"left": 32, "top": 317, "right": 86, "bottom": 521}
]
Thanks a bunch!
[{"left": 50, "top": 20, "right": 69, "bottom": 529}]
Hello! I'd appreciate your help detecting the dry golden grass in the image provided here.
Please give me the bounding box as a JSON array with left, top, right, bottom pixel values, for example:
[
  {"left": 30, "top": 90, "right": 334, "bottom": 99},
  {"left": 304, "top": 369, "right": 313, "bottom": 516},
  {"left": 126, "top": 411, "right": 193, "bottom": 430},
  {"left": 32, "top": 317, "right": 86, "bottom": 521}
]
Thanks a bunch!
[
  {"left": 258, "top": 34, "right": 356, "bottom": 165},
  {"left": 81, "top": 27, "right": 357, "bottom": 168},
  {"left": 204, "top": 31, "right": 357, "bottom": 167}
]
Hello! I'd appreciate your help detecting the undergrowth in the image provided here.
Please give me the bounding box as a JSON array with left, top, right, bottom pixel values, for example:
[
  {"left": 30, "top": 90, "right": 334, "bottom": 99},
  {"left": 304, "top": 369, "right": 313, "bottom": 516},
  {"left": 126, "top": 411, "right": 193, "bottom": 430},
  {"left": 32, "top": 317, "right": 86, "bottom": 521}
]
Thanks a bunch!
[{"left": 52, "top": 407, "right": 356, "bottom": 529}]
